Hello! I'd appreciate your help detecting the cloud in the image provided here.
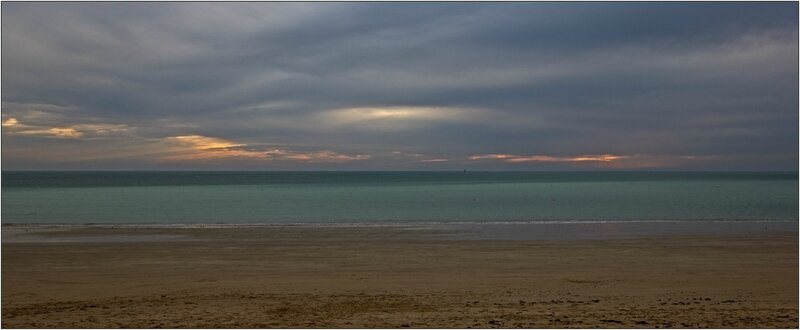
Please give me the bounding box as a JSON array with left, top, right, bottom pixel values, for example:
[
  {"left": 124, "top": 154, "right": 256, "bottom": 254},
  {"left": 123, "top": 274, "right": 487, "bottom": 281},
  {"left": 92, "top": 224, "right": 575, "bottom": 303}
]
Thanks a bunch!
[
  {"left": 1, "top": 3, "right": 796, "bottom": 170},
  {"left": 71, "top": 124, "right": 129, "bottom": 135},
  {"left": 420, "top": 158, "right": 449, "bottom": 163},
  {"left": 319, "top": 106, "right": 495, "bottom": 130},
  {"left": 2, "top": 117, "right": 129, "bottom": 139},
  {"left": 2, "top": 118, "right": 20, "bottom": 127},
  {"left": 467, "top": 153, "right": 725, "bottom": 169},
  {"left": 43, "top": 127, "right": 82, "bottom": 138},
  {"left": 166, "top": 135, "right": 245, "bottom": 150},
  {"left": 270, "top": 150, "right": 371, "bottom": 163},
  {"left": 469, "top": 154, "right": 626, "bottom": 163},
  {"left": 162, "top": 134, "right": 371, "bottom": 163}
]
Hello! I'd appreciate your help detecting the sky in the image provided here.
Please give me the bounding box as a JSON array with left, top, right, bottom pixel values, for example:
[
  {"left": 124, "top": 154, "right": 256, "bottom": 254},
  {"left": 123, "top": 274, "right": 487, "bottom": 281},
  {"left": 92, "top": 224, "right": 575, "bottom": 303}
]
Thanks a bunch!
[{"left": 2, "top": 2, "right": 798, "bottom": 170}]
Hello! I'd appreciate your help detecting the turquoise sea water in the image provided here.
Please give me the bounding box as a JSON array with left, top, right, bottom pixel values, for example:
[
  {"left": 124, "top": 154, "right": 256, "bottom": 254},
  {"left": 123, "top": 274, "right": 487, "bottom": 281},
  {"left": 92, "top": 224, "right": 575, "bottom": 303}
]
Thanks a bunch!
[{"left": 1, "top": 171, "right": 797, "bottom": 224}]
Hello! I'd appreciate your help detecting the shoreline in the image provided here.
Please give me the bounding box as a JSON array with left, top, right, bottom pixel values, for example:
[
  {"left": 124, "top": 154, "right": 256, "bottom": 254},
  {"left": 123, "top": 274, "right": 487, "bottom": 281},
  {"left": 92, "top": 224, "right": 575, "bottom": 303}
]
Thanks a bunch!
[
  {"left": 4, "top": 218, "right": 798, "bottom": 226},
  {"left": 3, "top": 220, "right": 797, "bottom": 243}
]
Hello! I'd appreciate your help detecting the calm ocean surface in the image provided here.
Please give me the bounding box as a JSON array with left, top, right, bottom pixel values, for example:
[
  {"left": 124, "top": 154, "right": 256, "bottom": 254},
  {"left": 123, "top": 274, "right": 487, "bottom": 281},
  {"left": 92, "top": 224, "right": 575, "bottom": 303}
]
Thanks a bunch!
[{"left": 1, "top": 171, "right": 797, "bottom": 224}]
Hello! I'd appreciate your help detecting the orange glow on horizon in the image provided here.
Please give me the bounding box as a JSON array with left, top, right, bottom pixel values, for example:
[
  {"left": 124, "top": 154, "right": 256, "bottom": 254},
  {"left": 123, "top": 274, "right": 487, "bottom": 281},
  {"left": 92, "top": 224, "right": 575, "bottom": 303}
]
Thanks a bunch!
[
  {"left": 470, "top": 153, "right": 628, "bottom": 163},
  {"left": 2, "top": 119, "right": 128, "bottom": 139},
  {"left": 163, "top": 135, "right": 370, "bottom": 163}
]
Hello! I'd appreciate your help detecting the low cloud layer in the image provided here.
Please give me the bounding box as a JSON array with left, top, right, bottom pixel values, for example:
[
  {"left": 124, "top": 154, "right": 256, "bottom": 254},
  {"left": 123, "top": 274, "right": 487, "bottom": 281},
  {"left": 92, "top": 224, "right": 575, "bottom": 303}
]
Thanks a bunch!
[
  {"left": 2, "top": 3, "right": 797, "bottom": 170},
  {"left": 162, "top": 134, "right": 370, "bottom": 163}
]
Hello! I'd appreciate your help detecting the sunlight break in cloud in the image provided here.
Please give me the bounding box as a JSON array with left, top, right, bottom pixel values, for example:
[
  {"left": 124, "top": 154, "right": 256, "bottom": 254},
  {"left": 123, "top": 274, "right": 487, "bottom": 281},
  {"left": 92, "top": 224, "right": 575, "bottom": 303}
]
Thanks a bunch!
[
  {"left": 167, "top": 135, "right": 245, "bottom": 150},
  {"left": 320, "top": 106, "right": 493, "bottom": 129},
  {"left": 272, "top": 150, "right": 372, "bottom": 163},
  {"left": 10, "top": 127, "right": 83, "bottom": 138},
  {"left": 467, "top": 153, "right": 726, "bottom": 168},
  {"left": 469, "top": 154, "right": 627, "bottom": 163},
  {"left": 164, "top": 135, "right": 371, "bottom": 163},
  {"left": 44, "top": 127, "right": 83, "bottom": 138},
  {"left": 2, "top": 118, "right": 129, "bottom": 139},
  {"left": 2, "top": 118, "right": 20, "bottom": 127},
  {"left": 70, "top": 124, "right": 129, "bottom": 135}
]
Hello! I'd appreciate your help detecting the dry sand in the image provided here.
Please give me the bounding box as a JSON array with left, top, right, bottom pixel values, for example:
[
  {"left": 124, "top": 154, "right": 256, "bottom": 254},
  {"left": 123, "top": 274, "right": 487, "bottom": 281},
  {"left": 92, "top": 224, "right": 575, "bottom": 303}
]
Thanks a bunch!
[{"left": 2, "top": 225, "right": 797, "bottom": 328}]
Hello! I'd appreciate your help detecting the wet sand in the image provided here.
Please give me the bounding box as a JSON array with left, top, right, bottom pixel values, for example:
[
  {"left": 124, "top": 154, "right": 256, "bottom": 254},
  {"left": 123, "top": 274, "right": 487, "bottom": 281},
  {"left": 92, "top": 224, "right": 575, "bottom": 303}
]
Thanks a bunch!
[{"left": 2, "top": 225, "right": 798, "bottom": 328}]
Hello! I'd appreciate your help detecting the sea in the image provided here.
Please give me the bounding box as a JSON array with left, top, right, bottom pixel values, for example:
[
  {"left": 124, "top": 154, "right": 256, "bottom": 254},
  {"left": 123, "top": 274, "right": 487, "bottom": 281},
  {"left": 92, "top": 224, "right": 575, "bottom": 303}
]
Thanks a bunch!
[{"left": 2, "top": 171, "right": 797, "bottom": 227}]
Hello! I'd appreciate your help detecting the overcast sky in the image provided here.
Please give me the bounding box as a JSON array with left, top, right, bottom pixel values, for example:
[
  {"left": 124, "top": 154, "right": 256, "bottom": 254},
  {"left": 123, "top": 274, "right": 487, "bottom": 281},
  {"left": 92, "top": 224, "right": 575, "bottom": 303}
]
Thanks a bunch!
[{"left": 2, "top": 2, "right": 797, "bottom": 170}]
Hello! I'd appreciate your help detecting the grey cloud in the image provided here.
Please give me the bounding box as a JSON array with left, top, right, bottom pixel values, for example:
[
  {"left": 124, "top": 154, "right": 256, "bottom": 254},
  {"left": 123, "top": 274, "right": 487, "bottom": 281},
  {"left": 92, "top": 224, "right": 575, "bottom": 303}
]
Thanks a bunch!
[{"left": 2, "top": 2, "right": 797, "bottom": 170}]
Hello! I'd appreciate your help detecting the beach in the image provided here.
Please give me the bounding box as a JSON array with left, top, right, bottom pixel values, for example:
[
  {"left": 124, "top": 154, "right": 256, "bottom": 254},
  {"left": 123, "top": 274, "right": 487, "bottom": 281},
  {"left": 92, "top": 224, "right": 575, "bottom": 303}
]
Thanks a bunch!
[
  {"left": 2, "top": 224, "right": 797, "bottom": 328},
  {"left": 3, "top": 1, "right": 798, "bottom": 328}
]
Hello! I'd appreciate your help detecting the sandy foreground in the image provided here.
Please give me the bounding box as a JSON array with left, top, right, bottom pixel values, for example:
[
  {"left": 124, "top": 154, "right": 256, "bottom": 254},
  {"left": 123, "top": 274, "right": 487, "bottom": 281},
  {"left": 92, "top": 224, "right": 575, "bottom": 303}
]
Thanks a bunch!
[{"left": 1, "top": 225, "right": 797, "bottom": 328}]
